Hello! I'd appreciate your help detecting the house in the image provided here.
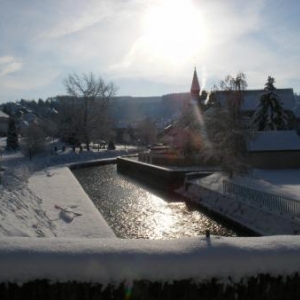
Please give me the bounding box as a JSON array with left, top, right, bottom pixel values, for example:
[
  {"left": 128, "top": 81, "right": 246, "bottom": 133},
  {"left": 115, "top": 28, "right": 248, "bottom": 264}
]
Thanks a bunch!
[
  {"left": 293, "top": 103, "right": 300, "bottom": 135},
  {"left": 142, "top": 68, "right": 300, "bottom": 169},
  {"left": 214, "top": 89, "right": 295, "bottom": 112},
  {"left": 0, "top": 110, "right": 9, "bottom": 136},
  {"left": 248, "top": 130, "right": 300, "bottom": 168},
  {"left": 213, "top": 88, "right": 296, "bottom": 129},
  {"left": 211, "top": 87, "right": 300, "bottom": 168}
]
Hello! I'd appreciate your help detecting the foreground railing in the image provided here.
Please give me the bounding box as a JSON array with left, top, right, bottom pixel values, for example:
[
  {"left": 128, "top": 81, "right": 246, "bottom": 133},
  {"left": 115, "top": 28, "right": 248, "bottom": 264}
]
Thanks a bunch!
[{"left": 223, "top": 180, "right": 300, "bottom": 218}]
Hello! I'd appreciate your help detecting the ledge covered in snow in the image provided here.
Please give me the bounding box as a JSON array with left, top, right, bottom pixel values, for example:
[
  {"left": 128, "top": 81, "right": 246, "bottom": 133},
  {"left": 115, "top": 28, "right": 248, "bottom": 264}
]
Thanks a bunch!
[{"left": 0, "top": 236, "right": 300, "bottom": 284}]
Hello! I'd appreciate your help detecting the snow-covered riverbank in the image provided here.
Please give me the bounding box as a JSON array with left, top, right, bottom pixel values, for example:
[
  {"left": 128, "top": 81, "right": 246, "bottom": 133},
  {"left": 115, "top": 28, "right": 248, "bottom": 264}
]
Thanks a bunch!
[
  {"left": 178, "top": 172, "right": 300, "bottom": 235},
  {"left": 2, "top": 139, "right": 300, "bottom": 293},
  {"left": 2, "top": 135, "right": 300, "bottom": 238},
  {"left": 0, "top": 138, "right": 134, "bottom": 237}
]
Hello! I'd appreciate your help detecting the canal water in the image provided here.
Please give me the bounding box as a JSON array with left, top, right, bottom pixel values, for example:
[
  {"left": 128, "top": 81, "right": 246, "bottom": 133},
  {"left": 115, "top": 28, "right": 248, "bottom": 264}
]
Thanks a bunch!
[{"left": 72, "top": 164, "right": 239, "bottom": 239}]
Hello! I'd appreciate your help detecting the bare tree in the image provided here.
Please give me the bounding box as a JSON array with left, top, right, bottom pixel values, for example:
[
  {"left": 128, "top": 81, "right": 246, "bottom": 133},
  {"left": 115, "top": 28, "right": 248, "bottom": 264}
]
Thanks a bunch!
[
  {"left": 21, "top": 123, "right": 46, "bottom": 159},
  {"left": 173, "top": 103, "right": 203, "bottom": 157},
  {"left": 136, "top": 117, "right": 158, "bottom": 146},
  {"left": 203, "top": 106, "right": 248, "bottom": 177},
  {"left": 220, "top": 72, "right": 247, "bottom": 123},
  {"left": 203, "top": 72, "right": 249, "bottom": 176},
  {"left": 63, "top": 73, "right": 117, "bottom": 150}
]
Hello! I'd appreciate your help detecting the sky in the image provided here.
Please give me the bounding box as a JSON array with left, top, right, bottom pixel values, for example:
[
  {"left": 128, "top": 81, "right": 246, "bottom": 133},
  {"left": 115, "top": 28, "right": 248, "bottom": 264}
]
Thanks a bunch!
[{"left": 0, "top": 0, "right": 300, "bottom": 103}]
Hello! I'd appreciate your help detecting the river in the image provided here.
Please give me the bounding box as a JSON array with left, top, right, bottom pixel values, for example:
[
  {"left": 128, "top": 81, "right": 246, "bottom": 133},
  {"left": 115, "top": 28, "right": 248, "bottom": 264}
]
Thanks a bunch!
[{"left": 72, "top": 164, "right": 240, "bottom": 239}]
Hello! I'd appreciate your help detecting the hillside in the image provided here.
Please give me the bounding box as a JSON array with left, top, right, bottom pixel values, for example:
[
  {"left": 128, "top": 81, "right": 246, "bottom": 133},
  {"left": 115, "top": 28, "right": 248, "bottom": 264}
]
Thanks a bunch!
[{"left": 110, "top": 93, "right": 190, "bottom": 122}]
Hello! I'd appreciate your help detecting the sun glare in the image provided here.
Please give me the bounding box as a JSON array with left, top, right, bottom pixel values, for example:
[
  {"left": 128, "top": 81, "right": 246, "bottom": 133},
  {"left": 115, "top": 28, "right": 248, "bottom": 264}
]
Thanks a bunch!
[{"left": 143, "top": 0, "right": 207, "bottom": 65}]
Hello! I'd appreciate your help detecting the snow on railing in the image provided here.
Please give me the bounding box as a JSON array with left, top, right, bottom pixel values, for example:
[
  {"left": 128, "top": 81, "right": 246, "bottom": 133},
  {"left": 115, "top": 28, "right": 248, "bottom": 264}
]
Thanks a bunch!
[{"left": 223, "top": 180, "right": 300, "bottom": 219}]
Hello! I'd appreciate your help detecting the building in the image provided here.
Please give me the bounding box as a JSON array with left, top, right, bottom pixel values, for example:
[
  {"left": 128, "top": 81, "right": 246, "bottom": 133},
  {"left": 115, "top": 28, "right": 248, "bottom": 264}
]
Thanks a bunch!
[
  {"left": 190, "top": 67, "right": 201, "bottom": 101},
  {"left": 210, "top": 85, "right": 300, "bottom": 168},
  {"left": 142, "top": 68, "right": 300, "bottom": 169},
  {"left": 248, "top": 130, "right": 300, "bottom": 168},
  {"left": 212, "top": 88, "right": 296, "bottom": 129},
  {"left": 293, "top": 103, "right": 300, "bottom": 135},
  {"left": 140, "top": 68, "right": 203, "bottom": 166}
]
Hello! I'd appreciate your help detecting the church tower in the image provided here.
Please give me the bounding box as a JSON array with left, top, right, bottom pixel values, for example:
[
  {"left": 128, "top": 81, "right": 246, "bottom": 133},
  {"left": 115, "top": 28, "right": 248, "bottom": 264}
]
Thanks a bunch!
[{"left": 190, "top": 67, "right": 201, "bottom": 100}]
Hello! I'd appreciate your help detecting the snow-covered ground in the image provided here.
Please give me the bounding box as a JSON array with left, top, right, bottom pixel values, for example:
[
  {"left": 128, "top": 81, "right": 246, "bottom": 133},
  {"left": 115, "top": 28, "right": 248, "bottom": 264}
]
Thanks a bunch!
[
  {"left": 0, "top": 137, "right": 135, "bottom": 237},
  {"left": 2, "top": 136, "right": 300, "bottom": 238},
  {"left": 2, "top": 137, "right": 300, "bottom": 284},
  {"left": 179, "top": 171, "right": 300, "bottom": 235},
  {"left": 28, "top": 166, "right": 116, "bottom": 238},
  {"left": 252, "top": 168, "right": 300, "bottom": 199}
]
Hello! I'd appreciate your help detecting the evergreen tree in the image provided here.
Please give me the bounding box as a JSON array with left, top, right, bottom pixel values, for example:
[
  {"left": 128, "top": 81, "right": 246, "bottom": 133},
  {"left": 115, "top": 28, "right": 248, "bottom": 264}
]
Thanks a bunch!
[
  {"left": 6, "top": 118, "right": 19, "bottom": 150},
  {"left": 251, "top": 76, "right": 288, "bottom": 131}
]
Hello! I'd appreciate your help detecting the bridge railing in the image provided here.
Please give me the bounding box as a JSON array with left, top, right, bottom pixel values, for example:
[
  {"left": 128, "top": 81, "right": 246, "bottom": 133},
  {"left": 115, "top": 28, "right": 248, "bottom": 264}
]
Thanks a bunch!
[{"left": 223, "top": 180, "right": 300, "bottom": 218}]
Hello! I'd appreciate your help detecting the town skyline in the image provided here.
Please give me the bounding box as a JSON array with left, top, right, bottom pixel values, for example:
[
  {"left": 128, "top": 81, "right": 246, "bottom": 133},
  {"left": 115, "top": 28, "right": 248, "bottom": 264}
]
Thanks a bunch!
[{"left": 0, "top": 0, "right": 300, "bottom": 103}]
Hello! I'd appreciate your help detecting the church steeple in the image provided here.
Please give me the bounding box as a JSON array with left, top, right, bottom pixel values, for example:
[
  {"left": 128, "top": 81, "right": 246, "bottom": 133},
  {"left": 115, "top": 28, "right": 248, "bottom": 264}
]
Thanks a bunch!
[{"left": 190, "top": 67, "right": 200, "bottom": 98}]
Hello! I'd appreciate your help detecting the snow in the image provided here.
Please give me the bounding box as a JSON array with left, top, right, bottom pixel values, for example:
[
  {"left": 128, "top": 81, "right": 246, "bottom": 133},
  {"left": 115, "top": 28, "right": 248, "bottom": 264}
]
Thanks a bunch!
[
  {"left": 248, "top": 130, "right": 300, "bottom": 151},
  {"left": 0, "top": 235, "right": 300, "bottom": 284},
  {"left": 0, "top": 110, "right": 9, "bottom": 118},
  {"left": 2, "top": 137, "right": 300, "bottom": 284},
  {"left": 28, "top": 166, "right": 116, "bottom": 238},
  {"left": 252, "top": 169, "right": 300, "bottom": 200},
  {"left": 180, "top": 172, "right": 300, "bottom": 235},
  {"left": 0, "top": 138, "right": 133, "bottom": 237}
]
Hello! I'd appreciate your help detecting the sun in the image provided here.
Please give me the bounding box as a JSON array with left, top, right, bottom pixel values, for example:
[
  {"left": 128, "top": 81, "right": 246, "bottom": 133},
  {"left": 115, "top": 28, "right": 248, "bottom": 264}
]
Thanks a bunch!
[{"left": 142, "top": 0, "right": 208, "bottom": 66}]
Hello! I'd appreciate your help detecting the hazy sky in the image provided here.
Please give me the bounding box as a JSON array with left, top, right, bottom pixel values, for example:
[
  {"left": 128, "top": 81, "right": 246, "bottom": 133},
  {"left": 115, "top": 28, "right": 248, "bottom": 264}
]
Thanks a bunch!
[{"left": 0, "top": 0, "right": 300, "bottom": 103}]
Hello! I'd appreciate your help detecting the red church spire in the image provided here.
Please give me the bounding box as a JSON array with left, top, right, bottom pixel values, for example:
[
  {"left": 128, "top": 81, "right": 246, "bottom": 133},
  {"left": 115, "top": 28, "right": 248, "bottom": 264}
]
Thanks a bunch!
[{"left": 190, "top": 67, "right": 200, "bottom": 98}]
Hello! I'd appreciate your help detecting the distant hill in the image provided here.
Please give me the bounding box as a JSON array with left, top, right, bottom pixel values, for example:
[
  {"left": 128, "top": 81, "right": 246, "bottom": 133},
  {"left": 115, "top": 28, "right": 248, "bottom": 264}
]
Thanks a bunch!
[
  {"left": 0, "top": 93, "right": 191, "bottom": 134},
  {"left": 110, "top": 93, "right": 190, "bottom": 123}
]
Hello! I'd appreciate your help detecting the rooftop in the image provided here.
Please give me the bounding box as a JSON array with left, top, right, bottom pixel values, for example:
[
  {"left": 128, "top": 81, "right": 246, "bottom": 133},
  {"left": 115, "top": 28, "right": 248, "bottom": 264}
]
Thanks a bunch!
[
  {"left": 214, "top": 89, "right": 295, "bottom": 111},
  {"left": 0, "top": 110, "right": 9, "bottom": 119}
]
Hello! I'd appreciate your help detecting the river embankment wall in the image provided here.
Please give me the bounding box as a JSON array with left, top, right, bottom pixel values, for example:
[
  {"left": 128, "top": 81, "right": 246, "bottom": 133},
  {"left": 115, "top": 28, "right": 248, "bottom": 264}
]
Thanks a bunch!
[
  {"left": 181, "top": 179, "right": 300, "bottom": 236},
  {"left": 117, "top": 157, "right": 210, "bottom": 190}
]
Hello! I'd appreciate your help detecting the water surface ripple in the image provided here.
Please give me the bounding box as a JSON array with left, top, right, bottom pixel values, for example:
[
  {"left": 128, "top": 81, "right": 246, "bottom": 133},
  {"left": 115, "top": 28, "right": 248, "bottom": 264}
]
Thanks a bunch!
[{"left": 73, "top": 164, "right": 238, "bottom": 239}]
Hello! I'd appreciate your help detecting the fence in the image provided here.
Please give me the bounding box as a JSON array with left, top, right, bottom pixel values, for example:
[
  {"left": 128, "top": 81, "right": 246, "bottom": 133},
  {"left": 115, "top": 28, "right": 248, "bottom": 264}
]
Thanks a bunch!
[{"left": 223, "top": 180, "right": 300, "bottom": 218}]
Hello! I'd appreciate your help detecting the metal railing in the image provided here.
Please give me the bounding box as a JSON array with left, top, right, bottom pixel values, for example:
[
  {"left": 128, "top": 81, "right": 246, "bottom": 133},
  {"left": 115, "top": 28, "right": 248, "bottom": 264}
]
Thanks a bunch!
[{"left": 223, "top": 180, "right": 300, "bottom": 218}]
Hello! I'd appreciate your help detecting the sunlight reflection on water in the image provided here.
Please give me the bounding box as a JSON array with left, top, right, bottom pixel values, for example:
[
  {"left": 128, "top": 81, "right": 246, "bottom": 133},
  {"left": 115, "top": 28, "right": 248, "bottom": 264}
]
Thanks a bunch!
[{"left": 73, "top": 164, "right": 238, "bottom": 239}]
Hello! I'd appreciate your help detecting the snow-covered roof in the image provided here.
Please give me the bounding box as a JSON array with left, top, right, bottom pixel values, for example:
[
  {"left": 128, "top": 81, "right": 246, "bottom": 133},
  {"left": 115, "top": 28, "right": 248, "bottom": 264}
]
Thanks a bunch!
[
  {"left": 215, "top": 89, "right": 295, "bottom": 111},
  {"left": 248, "top": 130, "right": 300, "bottom": 152},
  {"left": 0, "top": 110, "right": 9, "bottom": 119}
]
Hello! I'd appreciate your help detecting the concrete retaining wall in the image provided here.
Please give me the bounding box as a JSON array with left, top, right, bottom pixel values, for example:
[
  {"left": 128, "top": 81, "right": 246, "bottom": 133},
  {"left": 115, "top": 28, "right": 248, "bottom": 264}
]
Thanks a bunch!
[{"left": 117, "top": 157, "right": 210, "bottom": 190}]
